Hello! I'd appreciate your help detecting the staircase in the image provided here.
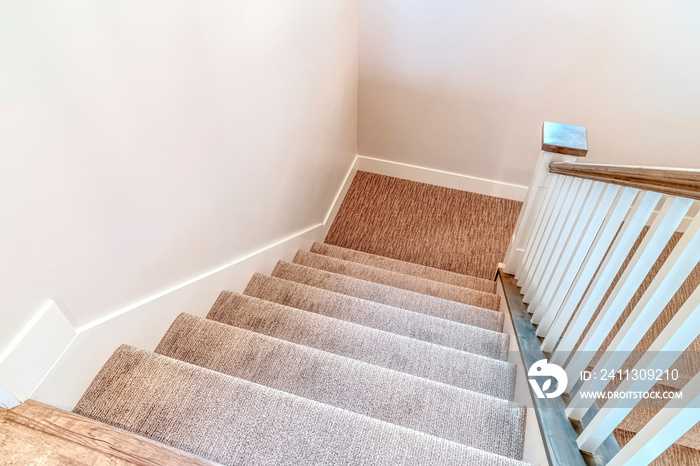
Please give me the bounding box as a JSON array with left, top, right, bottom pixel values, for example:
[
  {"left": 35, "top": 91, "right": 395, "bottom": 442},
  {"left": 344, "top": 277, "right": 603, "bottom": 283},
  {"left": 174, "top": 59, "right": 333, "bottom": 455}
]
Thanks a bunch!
[{"left": 73, "top": 242, "right": 530, "bottom": 465}]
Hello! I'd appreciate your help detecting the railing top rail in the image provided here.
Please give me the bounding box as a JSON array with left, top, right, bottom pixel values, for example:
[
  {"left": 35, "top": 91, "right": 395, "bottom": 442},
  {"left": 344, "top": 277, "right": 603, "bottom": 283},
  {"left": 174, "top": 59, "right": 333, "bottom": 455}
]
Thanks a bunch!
[{"left": 549, "top": 162, "right": 700, "bottom": 201}]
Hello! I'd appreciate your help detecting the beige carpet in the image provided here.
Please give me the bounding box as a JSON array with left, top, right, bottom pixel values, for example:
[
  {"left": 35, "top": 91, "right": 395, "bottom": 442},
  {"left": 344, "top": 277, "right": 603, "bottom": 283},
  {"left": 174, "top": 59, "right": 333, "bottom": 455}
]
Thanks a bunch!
[
  {"left": 243, "top": 273, "right": 509, "bottom": 360},
  {"left": 293, "top": 250, "right": 500, "bottom": 310},
  {"left": 76, "top": 346, "right": 526, "bottom": 466},
  {"left": 207, "top": 291, "right": 516, "bottom": 400},
  {"left": 325, "top": 171, "right": 522, "bottom": 280},
  {"left": 155, "top": 313, "right": 526, "bottom": 458},
  {"left": 74, "top": 178, "right": 530, "bottom": 465},
  {"left": 311, "top": 242, "right": 497, "bottom": 293},
  {"left": 271, "top": 260, "right": 504, "bottom": 331}
]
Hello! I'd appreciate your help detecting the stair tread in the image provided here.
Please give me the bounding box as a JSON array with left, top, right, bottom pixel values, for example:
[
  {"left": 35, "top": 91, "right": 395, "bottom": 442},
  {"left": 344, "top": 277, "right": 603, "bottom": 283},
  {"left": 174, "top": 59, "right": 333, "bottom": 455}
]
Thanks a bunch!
[
  {"left": 294, "top": 250, "right": 500, "bottom": 311},
  {"left": 75, "top": 346, "right": 530, "bottom": 466},
  {"left": 156, "top": 313, "right": 526, "bottom": 459},
  {"left": 311, "top": 242, "right": 497, "bottom": 294},
  {"left": 617, "top": 399, "right": 700, "bottom": 450},
  {"left": 206, "top": 291, "right": 516, "bottom": 400},
  {"left": 614, "top": 429, "right": 700, "bottom": 466},
  {"left": 244, "top": 273, "right": 508, "bottom": 360},
  {"left": 272, "top": 261, "right": 504, "bottom": 332}
]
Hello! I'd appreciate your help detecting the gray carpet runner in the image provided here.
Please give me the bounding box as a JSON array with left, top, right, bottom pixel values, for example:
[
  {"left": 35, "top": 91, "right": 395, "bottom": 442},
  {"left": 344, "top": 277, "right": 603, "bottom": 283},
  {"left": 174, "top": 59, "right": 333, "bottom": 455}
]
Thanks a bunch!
[
  {"left": 155, "top": 313, "right": 526, "bottom": 458},
  {"left": 311, "top": 241, "right": 498, "bottom": 293},
  {"left": 75, "top": 243, "right": 529, "bottom": 465},
  {"left": 75, "top": 346, "right": 527, "bottom": 466},
  {"left": 207, "top": 291, "right": 516, "bottom": 399},
  {"left": 244, "top": 273, "right": 509, "bottom": 360},
  {"left": 293, "top": 249, "right": 500, "bottom": 310},
  {"left": 272, "top": 260, "right": 504, "bottom": 331}
]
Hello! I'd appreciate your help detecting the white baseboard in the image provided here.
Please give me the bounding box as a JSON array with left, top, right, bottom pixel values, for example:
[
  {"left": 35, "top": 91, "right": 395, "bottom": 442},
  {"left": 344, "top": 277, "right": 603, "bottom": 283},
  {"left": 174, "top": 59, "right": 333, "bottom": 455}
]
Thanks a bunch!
[
  {"left": 31, "top": 224, "right": 326, "bottom": 410},
  {"left": 25, "top": 159, "right": 360, "bottom": 411},
  {"left": 0, "top": 383, "right": 20, "bottom": 409},
  {"left": 356, "top": 155, "right": 528, "bottom": 202},
  {"left": 322, "top": 157, "right": 359, "bottom": 237},
  {"left": 7, "top": 153, "right": 524, "bottom": 410},
  {"left": 0, "top": 301, "right": 77, "bottom": 406}
]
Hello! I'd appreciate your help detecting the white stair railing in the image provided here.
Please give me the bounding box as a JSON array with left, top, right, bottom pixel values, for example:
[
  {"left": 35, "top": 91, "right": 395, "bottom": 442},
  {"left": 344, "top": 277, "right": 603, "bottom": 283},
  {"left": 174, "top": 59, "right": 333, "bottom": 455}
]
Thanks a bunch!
[{"left": 504, "top": 121, "right": 700, "bottom": 465}]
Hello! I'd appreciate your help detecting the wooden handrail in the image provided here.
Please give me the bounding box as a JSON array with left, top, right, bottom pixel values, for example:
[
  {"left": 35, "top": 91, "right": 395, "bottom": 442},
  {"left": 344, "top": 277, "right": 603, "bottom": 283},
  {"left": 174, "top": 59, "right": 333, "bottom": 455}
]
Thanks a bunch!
[{"left": 549, "top": 162, "right": 700, "bottom": 201}]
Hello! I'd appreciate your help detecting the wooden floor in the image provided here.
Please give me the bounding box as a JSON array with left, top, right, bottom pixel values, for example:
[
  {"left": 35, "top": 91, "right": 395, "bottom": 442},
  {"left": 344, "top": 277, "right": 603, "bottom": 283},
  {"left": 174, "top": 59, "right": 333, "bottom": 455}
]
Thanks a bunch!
[{"left": 0, "top": 401, "right": 217, "bottom": 466}]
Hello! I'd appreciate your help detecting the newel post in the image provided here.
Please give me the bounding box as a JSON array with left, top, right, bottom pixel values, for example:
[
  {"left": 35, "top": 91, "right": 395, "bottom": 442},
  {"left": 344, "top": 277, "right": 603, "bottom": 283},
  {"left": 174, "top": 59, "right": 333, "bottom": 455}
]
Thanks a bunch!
[{"left": 503, "top": 122, "right": 588, "bottom": 274}]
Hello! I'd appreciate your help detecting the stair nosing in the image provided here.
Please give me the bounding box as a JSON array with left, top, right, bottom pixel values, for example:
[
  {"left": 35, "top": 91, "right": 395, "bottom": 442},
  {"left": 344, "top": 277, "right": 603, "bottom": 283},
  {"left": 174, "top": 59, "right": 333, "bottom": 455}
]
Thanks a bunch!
[
  {"left": 155, "top": 313, "right": 527, "bottom": 458},
  {"left": 311, "top": 241, "right": 498, "bottom": 293},
  {"left": 294, "top": 249, "right": 500, "bottom": 310},
  {"left": 271, "top": 260, "right": 505, "bottom": 332},
  {"left": 244, "top": 273, "right": 509, "bottom": 361}
]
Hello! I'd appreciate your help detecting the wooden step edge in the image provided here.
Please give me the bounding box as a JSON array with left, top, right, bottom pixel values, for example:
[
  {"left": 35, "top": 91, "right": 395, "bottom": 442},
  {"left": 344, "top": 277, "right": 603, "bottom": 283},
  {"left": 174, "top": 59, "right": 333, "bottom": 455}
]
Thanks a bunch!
[{"left": 2, "top": 400, "right": 221, "bottom": 466}]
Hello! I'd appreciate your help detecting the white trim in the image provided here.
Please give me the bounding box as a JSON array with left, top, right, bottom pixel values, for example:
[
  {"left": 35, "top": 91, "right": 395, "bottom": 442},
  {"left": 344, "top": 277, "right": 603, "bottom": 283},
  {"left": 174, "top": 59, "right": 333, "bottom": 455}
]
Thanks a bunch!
[
  {"left": 356, "top": 155, "right": 528, "bottom": 201},
  {"left": 321, "top": 156, "right": 359, "bottom": 235},
  {"left": 0, "top": 382, "right": 20, "bottom": 409},
  {"left": 32, "top": 224, "right": 326, "bottom": 410},
  {"left": 76, "top": 223, "right": 323, "bottom": 334},
  {"left": 19, "top": 156, "right": 362, "bottom": 409},
  {"left": 9, "top": 154, "right": 529, "bottom": 409},
  {"left": 0, "top": 301, "right": 77, "bottom": 402}
]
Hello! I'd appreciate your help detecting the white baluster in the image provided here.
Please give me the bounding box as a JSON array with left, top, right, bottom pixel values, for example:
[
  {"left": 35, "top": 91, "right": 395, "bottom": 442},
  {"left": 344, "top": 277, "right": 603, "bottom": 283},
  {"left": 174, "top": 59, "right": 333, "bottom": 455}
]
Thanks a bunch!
[
  {"left": 567, "top": 199, "right": 697, "bottom": 419},
  {"left": 529, "top": 179, "right": 594, "bottom": 323},
  {"left": 551, "top": 190, "right": 661, "bottom": 370},
  {"left": 516, "top": 175, "right": 563, "bottom": 282},
  {"left": 524, "top": 178, "right": 587, "bottom": 306},
  {"left": 521, "top": 177, "right": 575, "bottom": 301},
  {"left": 577, "top": 285, "right": 700, "bottom": 453},
  {"left": 606, "top": 370, "right": 700, "bottom": 465},
  {"left": 532, "top": 181, "right": 608, "bottom": 332},
  {"left": 543, "top": 187, "right": 636, "bottom": 354}
]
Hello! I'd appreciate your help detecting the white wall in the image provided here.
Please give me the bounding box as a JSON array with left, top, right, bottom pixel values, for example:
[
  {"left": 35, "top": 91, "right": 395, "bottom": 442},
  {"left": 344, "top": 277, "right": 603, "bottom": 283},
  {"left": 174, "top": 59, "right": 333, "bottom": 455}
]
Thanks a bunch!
[
  {"left": 0, "top": 1, "right": 357, "bottom": 367},
  {"left": 358, "top": 0, "right": 700, "bottom": 188}
]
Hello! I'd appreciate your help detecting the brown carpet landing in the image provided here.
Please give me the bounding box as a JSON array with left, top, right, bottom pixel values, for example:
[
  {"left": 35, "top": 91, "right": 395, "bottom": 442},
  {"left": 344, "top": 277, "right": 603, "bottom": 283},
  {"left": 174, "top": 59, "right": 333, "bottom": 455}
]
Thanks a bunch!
[{"left": 325, "top": 171, "right": 522, "bottom": 280}]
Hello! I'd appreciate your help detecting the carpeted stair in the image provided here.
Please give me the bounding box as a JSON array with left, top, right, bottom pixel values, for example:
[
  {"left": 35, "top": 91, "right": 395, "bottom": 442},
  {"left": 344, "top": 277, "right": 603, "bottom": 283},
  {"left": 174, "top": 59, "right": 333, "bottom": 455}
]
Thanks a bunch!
[
  {"left": 154, "top": 314, "right": 525, "bottom": 457},
  {"left": 74, "top": 242, "right": 530, "bottom": 465},
  {"left": 205, "top": 291, "right": 515, "bottom": 398},
  {"left": 310, "top": 241, "right": 498, "bottom": 293},
  {"left": 271, "top": 260, "right": 504, "bottom": 330},
  {"left": 243, "top": 273, "right": 509, "bottom": 358},
  {"left": 292, "top": 249, "right": 500, "bottom": 310}
]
